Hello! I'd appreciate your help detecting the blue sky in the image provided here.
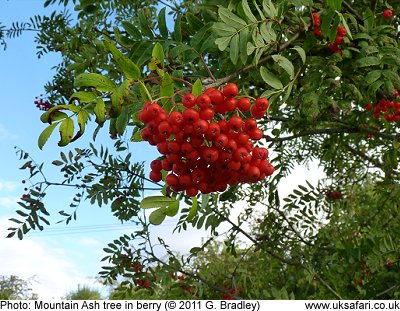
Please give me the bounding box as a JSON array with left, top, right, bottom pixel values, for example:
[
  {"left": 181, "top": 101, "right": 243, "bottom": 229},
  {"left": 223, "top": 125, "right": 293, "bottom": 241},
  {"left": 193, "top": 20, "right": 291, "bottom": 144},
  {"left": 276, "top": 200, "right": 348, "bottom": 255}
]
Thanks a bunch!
[
  {"left": 0, "top": 0, "right": 195, "bottom": 298},
  {"left": 0, "top": 0, "right": 325, "bottom": 299}
]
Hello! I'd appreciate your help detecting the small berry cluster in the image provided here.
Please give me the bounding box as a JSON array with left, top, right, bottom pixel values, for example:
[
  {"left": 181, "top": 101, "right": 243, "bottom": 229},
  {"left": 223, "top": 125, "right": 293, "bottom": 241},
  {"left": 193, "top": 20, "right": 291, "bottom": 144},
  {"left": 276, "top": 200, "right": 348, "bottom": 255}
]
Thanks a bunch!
[
  {"left": 138, "top": 83, "right": 274, "bottom": 197},
  {"left": 311, "top": 13, "right": 347, "bottom": 55},
  {"left": 311, "top": 13, "right": 322, "bottom": 38},
  {"left": 34, "top": 97, "right": 53, "bottom": 111},
  {"left": 223, "top": 287, "right": 240, "bottom": 300},
  {"left": 365, "top": 93, "right": 400, "bottom": 123}
]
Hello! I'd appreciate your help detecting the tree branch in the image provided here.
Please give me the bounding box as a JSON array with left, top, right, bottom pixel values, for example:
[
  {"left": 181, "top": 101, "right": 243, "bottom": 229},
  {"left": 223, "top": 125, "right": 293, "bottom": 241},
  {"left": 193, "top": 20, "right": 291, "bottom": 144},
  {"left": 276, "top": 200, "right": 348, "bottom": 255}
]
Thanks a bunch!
[{"left": 204, "top": 32, "right": 302, "bottom": 89}]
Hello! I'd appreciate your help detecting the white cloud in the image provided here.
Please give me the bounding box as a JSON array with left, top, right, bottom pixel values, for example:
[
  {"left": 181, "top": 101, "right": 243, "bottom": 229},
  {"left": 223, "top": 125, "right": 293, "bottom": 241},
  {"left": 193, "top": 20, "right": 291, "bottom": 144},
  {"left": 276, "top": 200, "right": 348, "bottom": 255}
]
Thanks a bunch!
[
  {"left": 0, "top": 123, "right": 17, "bottom": 141},
  {"left": 0, "top": 196, "right": 19, "bottom": 209},
  {"left": 0, "top": 217, "right": 105, "bottom": 299},
  {"left": 0, "top": 179, "right": 19, "bottom": 192},
  {"left": 78, "top": 237, "right": 102, "bottom": 248}
]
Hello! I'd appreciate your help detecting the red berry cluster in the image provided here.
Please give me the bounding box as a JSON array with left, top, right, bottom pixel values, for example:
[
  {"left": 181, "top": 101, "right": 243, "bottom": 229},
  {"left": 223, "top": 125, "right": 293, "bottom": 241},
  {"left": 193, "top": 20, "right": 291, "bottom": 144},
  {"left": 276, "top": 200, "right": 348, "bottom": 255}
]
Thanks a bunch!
[
  {"left": 311, "top": 13, "right": 347, "bottom": 55},
  {"left": 311, "top": 13, "right": 322, "bottom": 38},
  {"left": 328, "top": 25, "right": 347, "bottom": 55},
  {"left": 138, "top": 83, "right": 274, "bottom": 197},
  {"left": 34, "top": 97, "right": 53, "bottom": 111},
  {"left": 365, "top": 93, "right": 400, "bottom": 123},
  {"left": 223, "top": 287, "right": 240, "bottom": 300}
]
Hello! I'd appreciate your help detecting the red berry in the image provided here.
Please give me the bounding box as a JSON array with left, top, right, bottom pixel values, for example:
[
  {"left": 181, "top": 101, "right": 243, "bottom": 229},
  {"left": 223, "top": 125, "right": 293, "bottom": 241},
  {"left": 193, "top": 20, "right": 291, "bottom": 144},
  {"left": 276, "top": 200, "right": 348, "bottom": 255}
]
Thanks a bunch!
[
  {"left": 313, "top": 28, "right": 322, "bottom": 38},
  {"left": 222, "top": 83, "right": 239, "bottom": 98},
  {"left": 228, "top": 116, "right": 243, "bottom": 131},
  {"left": 150, "top": 159, "right": 162, "bottom": 171},
  {"left": 199, "top": 107, "right": 214, "bottom": 120},
  {"left": 365, "top": 103, "right": 373, "bottom": 111},
  {"left": 207, "top": 89, "right": 224, "bottom": 106},
  {"left": 248, "top": 128, "right": 263, "bottom": 140},
  {"left": 193, "top": 119, "right": 209, "bottom": 135},
  {"left": 311, "top": 13, "right": 321, "bottom": 27},
  {"left": 166, "top": 174, "right": 179, "bottom": 187},
  {"left": 168, "top": 111, "right": 183, "bottom": 125},
  {"left": 224, "top": 98, "right": 237, "bottom": 111},
  {"left": 186, "top": 186, "right": 198, "bottom": 197},
  {"left": 383, "top": 9, "right": 393, "bottom": 19},
  {"left": 182, "top": 94, "right": 196, "bottom": 108},
  {"left": 202, "top": 147, "right": 219, "bottom": 163},
  {"left": 149, "top": 170, "right": 162, "bottom": 182},
  {"left": 244, "top": 118, "right": 257, "bottom": 132},
  {"left": 337, "top": 25, "right": 347, "bottom": 37},
  {"left": 237, "top": 98, "right": 251, "bottom": 112},
  {"left": 196, "top": 93, "right": 211, "bottom": 109},
  {"left": 334, "top": 35, "right": 344, "bottom": 45},
  {"left": 158, "top": 121, "right": 172, "bottom": 137},
  {"left": 250, "top": 106, "right": 266, "bottom": 119},
  {"left": 254, "top": 97, "right": 269, "bottom": 110},
  {"left": 182, "top": 108, "right": 200, "bottom": 124}
]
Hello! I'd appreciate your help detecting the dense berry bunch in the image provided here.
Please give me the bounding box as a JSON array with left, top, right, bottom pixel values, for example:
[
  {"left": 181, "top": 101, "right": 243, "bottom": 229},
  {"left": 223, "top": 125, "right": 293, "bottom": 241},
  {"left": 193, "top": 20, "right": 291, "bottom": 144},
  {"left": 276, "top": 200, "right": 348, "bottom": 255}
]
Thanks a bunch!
[
  {"left": 366, "top": 95, "right": 400, "bottom": 123},
  {"left": 34, "top": 97, "right": 53, "bottom": 111},
  {"left": 311, "top": 13, "right": 348, "bottom": 55},
  {"left": 138, "top": 84, "right": 274, "bottom": 196}
]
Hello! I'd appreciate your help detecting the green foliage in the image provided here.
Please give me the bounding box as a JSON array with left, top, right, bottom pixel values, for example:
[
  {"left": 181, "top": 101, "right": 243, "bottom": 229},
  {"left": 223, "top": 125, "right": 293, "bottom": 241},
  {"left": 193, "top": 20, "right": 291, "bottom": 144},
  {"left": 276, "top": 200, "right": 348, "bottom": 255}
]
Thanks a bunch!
[{"left": 64, "top": 285, "right": 101, "bottom": 300}]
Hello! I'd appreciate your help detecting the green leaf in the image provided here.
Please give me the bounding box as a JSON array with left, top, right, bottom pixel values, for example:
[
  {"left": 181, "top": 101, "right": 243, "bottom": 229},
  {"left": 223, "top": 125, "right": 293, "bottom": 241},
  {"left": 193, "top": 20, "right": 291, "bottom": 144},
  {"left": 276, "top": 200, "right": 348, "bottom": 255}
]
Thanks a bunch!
[
  {"left": 242, "top": 0, "right": 257, "bottom": 22},
  {"left": 292, "top": 46, "right": 306, "bottom": 64},
  {"left": 38, "top": 122, "right": 58, "bottom": 150},
  {"left": 152, "top": 42, "right": 164, "bottom": 65},
  {"left": 212, "top": 22, "right": 237, "bottom": 36},
  {"left": 171, "top": 44, "right": 192, "bottom": 58},
  {"left": 187, "top": 196, "right": 198, "bottom": 221},
  {"left": 160, "top": 73, "right": 174, "bottom": 108},
  {"left": 247, "top": 42, "right": 256, "bottom": 55},
  {"left": 272, "top": 55, "right": 294, "bottom": 79},
  {"left": 138, "top": 81, "right": 152, "bottom": 102},
  {"left": 215, "top": 36, "right": 231, "bottom": 51},
  {"left": 229, "top": 34, "right": 239, "bottom": 64},
  {"left": 157, "top": 7, "right": 168, "bottom": 38},
  {"left": 149, "top": 208, "right": 167, "bottom": 225},
  {"left": 262, "top": 0, "right": 277, "bottom": 18},
  {"left": 357, "top": 56, "right": 381, "bottom": 68},
  {"left": 365, "top": 70, "right": 382, "bottom": 85},
  {"left": 110, "top": 80, "right": 130, "bottom": 117},
  {"left": 260, "top": 22, "right": 276, "bottom": 43},
  {"left": 116, "top": 106, "right": 129, "bottom": 135},
  {"left": 131, "top": 128, "right": 143, "bottom": 142},
  {"left": 201, "top": 194, "right": 210, "bottom": 210},
  {"left": 139, "top": 11, "right": 153, "bottom": 37},
  {"left": 58, "top": 118, "right": 74, "bottom": 147},
  {"left": 218, "top": 7, "right": 247, "bottom": 30},
  {"left": 140, "top": 195, "right": 177, "bottom": 209},
  {"left": 104, "top": 40, "right": 141, "bottom": 81},
  {"left": 239, "top": 27, "right": 249, "bottom": 63},
  {"left": 260, "top": 66, "right": 283, "bottom": 89},
  {"left": 326, "top": 0, "right": 343, "bottom": 11},
  {"left": 74, "top": 109, "right": 89, "bottom": 140},
  {"left": 121, "top": 21, "right": 141, "bottom": 39},
  {"left": 165, "top": 200, "right": 180, "bottom": 217},
  {"left": 69, "top": 91, "right": 97, "bottom": 103},
  {"left": 363, "top": 8, "right": 374, "bottom": 31},
  {"left": 173, "top": 14, "right": 182, "bottom": 42},
  {"left": 94, "top": 99, "right": 106, "bottom": 126},
  {"left": 74, "top": 73, "right": 116, "bottom": 92},
  {"left": 192, "top": 79, "right": 203, "bottom": 96}
]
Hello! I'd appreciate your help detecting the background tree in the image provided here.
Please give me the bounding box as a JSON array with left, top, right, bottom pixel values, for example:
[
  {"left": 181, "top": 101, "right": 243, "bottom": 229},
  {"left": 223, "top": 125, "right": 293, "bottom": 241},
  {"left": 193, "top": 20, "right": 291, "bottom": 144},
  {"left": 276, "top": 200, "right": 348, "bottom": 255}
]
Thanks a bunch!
[
  {"left": 64, "top": 285, "right": 102, "bottom": 300},
  {"left": 0, "top": 275, "right": 37, "bottom": 300},
  {"left": 3, "top": 0, "right": 400, "bottom": 299}
]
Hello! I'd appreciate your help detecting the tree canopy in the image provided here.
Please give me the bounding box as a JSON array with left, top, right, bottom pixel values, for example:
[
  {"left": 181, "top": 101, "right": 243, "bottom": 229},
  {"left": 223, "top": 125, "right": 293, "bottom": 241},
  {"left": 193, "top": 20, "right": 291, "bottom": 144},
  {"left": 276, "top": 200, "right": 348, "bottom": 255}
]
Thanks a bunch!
[{"left": 3, "top": 0, "right": 400, "bottom": 299}]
